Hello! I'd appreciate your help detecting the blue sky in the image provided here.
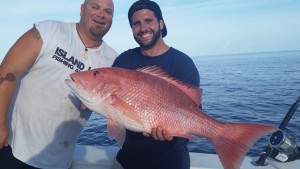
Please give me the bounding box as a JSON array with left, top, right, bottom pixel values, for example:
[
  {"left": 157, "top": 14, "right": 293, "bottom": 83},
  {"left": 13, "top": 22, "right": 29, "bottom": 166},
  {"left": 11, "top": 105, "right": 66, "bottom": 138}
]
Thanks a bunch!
[{"left": 1, "top": 0, "right": 300, "bottom": 61}]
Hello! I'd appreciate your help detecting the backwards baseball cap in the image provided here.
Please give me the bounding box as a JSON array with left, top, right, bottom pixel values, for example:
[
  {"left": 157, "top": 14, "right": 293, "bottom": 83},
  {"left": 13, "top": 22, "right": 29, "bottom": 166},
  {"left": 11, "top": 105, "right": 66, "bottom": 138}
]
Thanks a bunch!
[{"left": 128, "top": 0, "right": 167, "bottom": 37}]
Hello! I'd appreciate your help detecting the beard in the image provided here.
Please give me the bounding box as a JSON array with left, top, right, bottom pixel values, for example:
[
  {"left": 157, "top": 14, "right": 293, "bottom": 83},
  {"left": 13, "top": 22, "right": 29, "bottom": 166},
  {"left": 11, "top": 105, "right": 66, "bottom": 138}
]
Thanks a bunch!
[
  {"left": 89, "top": 24, "right": 111, "bottom": 41},
  {"left": 134, "top": 28, "right": 161, "bottom": 50}
]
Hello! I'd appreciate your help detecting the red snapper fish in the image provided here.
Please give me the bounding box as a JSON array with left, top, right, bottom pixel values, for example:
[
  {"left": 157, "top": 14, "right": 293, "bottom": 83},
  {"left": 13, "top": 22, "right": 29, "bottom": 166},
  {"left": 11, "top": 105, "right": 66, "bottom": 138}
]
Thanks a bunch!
[{"left": 65, "top": 66, "right": 276, "bottom": 169}]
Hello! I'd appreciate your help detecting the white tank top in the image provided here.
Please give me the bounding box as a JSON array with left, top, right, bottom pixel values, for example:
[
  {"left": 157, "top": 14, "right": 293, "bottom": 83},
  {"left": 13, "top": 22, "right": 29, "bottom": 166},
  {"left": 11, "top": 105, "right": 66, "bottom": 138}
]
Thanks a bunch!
[{"left": 7, "top": 20, "right": 118, "bottom": 169}]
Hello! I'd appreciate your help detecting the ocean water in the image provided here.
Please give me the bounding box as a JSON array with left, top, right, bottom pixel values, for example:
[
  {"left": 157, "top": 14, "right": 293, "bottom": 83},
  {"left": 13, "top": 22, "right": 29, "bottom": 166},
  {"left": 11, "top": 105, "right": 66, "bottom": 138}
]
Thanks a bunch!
[{"left": 77, "top": 50, "right": 300, "bottom": 157}]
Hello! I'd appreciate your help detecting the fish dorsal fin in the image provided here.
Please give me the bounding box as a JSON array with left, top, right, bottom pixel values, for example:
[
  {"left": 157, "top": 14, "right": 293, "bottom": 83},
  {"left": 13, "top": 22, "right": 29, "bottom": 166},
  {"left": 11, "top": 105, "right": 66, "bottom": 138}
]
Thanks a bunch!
[{"left": 137, "top": 66, "right": 202, "bottom": 107}]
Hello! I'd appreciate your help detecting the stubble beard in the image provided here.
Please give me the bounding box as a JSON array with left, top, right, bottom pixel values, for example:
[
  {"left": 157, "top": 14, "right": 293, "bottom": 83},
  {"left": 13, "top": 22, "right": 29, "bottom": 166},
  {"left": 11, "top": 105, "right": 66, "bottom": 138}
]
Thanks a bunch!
[
  {"left": 135, "top": 29, "right": 161, "bottom": 50},
  {"left": 89, "top": 24, "right": 110, "bottom": 41}
]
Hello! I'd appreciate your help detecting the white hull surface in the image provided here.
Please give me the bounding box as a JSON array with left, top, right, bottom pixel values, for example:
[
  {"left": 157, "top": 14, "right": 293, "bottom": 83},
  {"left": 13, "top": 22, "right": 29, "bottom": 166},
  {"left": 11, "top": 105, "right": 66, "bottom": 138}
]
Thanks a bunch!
[{"left": 71, "top": 145, "right": 299, "bottom": 169}]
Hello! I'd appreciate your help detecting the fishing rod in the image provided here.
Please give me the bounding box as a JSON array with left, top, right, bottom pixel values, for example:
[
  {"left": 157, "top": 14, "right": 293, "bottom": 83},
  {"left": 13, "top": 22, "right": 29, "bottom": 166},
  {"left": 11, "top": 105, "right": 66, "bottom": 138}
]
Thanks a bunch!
[
  {"left": 279, "top": 96, "right": 300, "bottom": 129},
  {"left": 254, "top": 96, "right": 300, "bottom": 166}
]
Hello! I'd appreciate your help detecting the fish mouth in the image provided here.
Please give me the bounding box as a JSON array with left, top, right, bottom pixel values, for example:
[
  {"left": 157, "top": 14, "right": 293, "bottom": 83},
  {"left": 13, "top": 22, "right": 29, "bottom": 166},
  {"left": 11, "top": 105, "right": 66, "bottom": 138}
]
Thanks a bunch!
[{"left": 65, "top": 77, "right": 97, "bottom": 105}]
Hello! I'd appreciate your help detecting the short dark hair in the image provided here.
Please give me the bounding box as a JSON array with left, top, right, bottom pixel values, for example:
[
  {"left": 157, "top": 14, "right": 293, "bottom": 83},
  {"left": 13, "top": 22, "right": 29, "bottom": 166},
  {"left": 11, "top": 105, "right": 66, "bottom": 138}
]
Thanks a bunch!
[{"left": 128, "top": 0, "right": 167, "bottom": 37}]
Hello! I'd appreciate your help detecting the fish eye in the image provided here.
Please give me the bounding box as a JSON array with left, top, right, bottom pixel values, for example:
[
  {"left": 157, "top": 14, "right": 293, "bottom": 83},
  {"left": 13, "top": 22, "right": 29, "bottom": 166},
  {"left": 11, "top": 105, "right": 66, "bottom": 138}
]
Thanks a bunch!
[{"left": 93, "top": 71, "right": 100, "bottom": 76}]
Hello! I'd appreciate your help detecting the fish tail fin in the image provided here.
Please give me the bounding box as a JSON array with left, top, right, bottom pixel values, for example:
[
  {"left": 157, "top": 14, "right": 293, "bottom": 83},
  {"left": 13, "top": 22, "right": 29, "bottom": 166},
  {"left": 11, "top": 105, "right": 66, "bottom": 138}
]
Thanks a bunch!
[{"left": 211, "top": 123, "right": 277, "bottom": 169}]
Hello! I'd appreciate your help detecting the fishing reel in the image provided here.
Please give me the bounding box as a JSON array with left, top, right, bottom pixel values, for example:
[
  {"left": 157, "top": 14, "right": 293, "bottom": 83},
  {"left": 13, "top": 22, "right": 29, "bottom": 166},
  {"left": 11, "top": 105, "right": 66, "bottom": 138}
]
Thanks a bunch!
[
  {"left": 269, "top": 130, "right": 299, "bottom": 162},
  {"left": 254, "top": 96, "right": 300, "bottom": 166}
]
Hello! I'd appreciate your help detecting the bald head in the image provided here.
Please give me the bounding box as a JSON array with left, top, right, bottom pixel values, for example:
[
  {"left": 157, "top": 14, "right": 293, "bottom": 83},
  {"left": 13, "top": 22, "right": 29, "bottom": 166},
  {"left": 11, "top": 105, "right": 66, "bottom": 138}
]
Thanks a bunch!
[{"left": 78, "top": 0, "right": 114, "bottom": 42}]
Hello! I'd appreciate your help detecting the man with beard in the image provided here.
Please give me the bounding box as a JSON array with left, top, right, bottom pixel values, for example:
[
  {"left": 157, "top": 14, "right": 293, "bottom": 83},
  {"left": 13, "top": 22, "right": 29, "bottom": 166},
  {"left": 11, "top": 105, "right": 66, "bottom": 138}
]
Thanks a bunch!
[
  {"left": 0, "top": 0, "right": 117, "bottom": 168},
  {"left": 111, "top": 0, "right": 200, "bottom": 169}
]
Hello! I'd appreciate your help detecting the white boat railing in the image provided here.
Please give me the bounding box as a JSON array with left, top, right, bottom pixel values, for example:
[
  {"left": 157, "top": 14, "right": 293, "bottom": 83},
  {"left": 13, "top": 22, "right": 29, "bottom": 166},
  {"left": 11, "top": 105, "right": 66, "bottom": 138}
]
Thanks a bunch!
[{"left": 71, "top": 145, "right": 300, "bottom": 169}]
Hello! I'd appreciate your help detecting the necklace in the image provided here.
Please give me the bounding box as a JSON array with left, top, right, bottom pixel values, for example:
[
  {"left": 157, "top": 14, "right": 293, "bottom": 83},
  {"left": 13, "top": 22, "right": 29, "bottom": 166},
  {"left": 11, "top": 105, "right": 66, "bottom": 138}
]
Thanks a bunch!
[
  {"left": 76, "top": 24, "right": 101, "bottom": 60},
  {"left": 82, "top": 48, "right": 89, "bottom": 60}
]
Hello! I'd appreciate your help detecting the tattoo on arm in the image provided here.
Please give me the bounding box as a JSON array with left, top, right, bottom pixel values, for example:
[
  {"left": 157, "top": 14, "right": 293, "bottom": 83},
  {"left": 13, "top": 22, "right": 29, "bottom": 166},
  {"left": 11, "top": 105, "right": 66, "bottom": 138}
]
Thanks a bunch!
[{"left": 31, "top": 25, "right": 41, "bottom": 40}]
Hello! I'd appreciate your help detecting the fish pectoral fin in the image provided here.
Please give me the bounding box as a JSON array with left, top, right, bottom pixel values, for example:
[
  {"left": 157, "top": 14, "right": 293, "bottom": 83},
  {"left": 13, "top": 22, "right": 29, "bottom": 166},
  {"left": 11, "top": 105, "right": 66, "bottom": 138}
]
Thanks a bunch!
[
  {"left": 109, "top": 95, "right": 144, "bottom": 126},
  {"left": 107, "top": 119, "right": 126, "bottom": 148}
]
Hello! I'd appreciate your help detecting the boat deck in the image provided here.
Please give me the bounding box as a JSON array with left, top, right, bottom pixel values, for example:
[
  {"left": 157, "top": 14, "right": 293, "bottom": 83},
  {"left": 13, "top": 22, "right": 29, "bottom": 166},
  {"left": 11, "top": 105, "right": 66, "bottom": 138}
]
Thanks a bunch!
[{"left": 71, "top": 145, "right": 299, "bottom": 169}]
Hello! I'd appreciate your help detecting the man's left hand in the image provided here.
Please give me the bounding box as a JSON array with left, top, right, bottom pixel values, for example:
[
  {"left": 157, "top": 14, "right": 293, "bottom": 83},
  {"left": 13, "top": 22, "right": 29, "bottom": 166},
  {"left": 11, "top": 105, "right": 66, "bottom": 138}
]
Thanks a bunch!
[{"left": 143, "top": 127, "right": 173, "bottom": 141}]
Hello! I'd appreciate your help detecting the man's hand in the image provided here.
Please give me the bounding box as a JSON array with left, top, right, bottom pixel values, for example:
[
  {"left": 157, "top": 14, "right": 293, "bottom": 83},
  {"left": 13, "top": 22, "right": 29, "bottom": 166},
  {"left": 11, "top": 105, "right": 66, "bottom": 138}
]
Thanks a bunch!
[
  {"left": 0, "top": 124, "right": 8, "bottom": 149},
  {"left": 143, "top": 127, "right": 173, "bottom": 141}
]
